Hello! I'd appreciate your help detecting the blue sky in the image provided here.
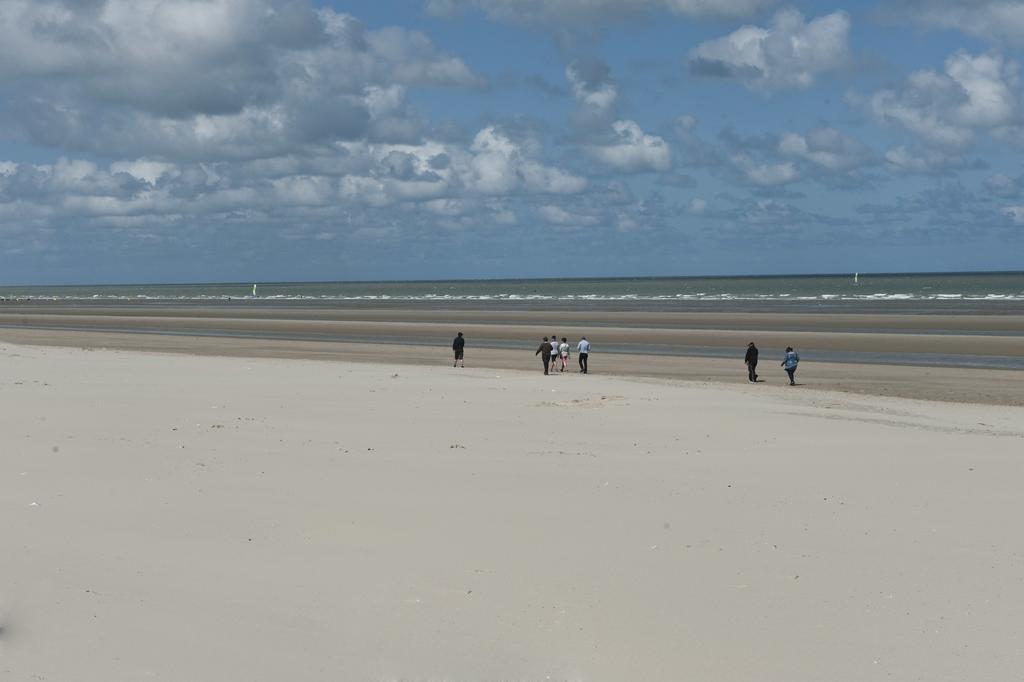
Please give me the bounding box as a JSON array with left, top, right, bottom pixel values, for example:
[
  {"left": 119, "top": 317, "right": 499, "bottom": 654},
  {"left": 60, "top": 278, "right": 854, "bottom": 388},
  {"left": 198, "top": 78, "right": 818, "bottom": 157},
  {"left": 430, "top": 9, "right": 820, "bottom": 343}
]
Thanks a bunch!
[{"left": 0, "top": 0, "right": 1022, "bottom": 284}]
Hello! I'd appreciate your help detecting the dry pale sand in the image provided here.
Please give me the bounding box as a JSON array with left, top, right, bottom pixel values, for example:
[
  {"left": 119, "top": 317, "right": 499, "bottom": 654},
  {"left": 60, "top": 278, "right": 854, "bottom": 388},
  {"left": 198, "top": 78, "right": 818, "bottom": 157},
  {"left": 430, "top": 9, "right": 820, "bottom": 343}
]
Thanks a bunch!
[{"left": 2, "top": 342, "right": 1023, "bottom": 681}]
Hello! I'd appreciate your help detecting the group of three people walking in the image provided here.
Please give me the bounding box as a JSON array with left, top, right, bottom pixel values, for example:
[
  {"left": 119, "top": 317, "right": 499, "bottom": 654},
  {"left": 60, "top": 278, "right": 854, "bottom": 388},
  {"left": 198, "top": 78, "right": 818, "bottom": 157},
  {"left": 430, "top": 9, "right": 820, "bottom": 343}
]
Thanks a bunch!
[{"left": 453, "top": 331, "right": 591, "bottom": 375}]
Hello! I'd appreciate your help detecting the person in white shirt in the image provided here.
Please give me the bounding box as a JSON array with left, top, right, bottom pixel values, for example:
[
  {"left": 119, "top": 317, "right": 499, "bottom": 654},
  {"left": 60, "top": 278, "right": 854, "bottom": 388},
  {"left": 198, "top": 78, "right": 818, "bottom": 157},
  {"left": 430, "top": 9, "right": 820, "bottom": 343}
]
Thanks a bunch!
[
  {"left": 576, "top": 336, "right": 590, "bottom": 374},
  {"left": 549, "top": 334, "right": 559, "bottom": 373},
  {"left": 558, "top": 337, "right": 570, "bottom": 372}
]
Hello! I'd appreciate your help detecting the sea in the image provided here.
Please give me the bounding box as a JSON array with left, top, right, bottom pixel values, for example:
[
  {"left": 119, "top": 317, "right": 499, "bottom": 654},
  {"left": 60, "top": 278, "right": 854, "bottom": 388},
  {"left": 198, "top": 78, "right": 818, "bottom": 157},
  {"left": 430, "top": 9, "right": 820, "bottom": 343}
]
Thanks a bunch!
[{"left": 2, "top": 272, "right": 1023, "bottom": 313}]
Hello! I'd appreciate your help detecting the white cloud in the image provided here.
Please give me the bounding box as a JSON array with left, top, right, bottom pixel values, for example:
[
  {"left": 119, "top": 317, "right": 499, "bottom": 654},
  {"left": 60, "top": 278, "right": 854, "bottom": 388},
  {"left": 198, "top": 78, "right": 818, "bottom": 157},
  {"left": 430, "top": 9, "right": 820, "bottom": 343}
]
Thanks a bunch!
[
  {"left": 0, "top": 2, "right": 482, "bottom": 95},
  {"left": 425, "top": 198, "right": 519, "bottom": 230},
  {"left": 615, "top": 213, "right": 640, "bottom": 231},
  {"left": 331, "top": 140, "right": 454, "bottom": 206},
  {"left": 538, "top": 205, "right": 599, "bottom": 226},
  {"left": 492, "top": 210, "right": 518, "bottom": 225},
  {"left": 887, "top": 1, "right": 1024, "bottom": 47},
  {"left": 689, "top": 9, "right": 850, "bottom": 89},
  {"left": 948, "top": 52, "right": 1019, "bottom": 127},
  {"left": 688, "top": 198, "right": 708, "bottom": 214},
  {"left": 461, "top": 127, "right": 587, "bottom": 194},
  {"left": 733, "top": 198, "right": 814, "bottom": 227},
  {"left": 0, "top": 2, "right": 483, "bottom": 159},
  {"left": 1002, "top": 205, "right": 1024, "bottom": 223},
  {"left": 423, "top": 198, "right": 469, "bottom": 216},
  {"left": 674, "top": 115, "right": 699, "bottom": 136},
  {"left": 462, "top": 128, "right": 521, "bottom": 194},
  {"left": 884, "top": 146, "right": 964, "bottom": 174},
  {"left": 426, "top": 0, "right": 777, "bottom": 26},
  {"left": 566, "top": 60, "right": 618, "bottom": 113},
  {"left": 0, "top": 124, "right": 584, "bottom": 228},
  {"left": 985, "top": 173, "right": 1021, "bottom": 197},
  {"left": 778, "top": 128, "right": 874, "bottom": 171},
  {"left": 731, "top": 153, "right": 797, "bottom": 186},
  {"left": 862, "top": 51, "right": 1021, "bottom": 148},
  {"left": 588, "top": 120, "right": 671, "bottom": 172},
  {"left": 367, "top": 27, "right": 485, "bottom": 88},
  {"left": 109, "top": 160, "right": 179, "bottom": 185}
]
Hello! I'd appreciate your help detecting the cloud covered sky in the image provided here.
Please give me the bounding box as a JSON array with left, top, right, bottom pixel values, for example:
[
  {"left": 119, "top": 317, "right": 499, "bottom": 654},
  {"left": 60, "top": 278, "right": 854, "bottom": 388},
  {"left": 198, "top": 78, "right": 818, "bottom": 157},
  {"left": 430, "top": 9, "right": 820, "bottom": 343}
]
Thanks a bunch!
[{"left": 0, "top": 0, "right": 1022, "bottom": 284}]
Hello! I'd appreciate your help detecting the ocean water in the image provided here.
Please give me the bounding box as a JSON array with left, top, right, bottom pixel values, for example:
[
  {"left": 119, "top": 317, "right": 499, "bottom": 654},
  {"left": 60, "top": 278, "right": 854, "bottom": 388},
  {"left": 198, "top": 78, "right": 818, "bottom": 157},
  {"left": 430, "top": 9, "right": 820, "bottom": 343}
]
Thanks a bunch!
[{"left": 2, "top": 272, "right": 1023, "bottom": 311}]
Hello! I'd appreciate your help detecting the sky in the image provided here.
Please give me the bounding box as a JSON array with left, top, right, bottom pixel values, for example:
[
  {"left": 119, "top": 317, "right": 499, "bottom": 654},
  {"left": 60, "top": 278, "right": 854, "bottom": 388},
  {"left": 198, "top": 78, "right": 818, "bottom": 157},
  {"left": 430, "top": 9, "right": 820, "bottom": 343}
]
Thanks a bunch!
[{"left": 0, "top": 0, "right": 1022, "bottom": 284}]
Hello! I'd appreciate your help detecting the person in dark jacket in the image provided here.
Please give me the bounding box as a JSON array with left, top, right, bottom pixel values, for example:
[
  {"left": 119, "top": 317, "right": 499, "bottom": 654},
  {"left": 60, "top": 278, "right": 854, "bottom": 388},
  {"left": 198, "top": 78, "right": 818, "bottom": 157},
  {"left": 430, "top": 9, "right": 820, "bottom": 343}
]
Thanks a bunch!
[
  {"left": 535, "top": 336, "right": 552, "bottom": 375},
  {"left": 744, "top": 342, "right": 759, "bottom": 383},
  {"left": 452, "top": 331, "right": 465, "bottom": 367}
]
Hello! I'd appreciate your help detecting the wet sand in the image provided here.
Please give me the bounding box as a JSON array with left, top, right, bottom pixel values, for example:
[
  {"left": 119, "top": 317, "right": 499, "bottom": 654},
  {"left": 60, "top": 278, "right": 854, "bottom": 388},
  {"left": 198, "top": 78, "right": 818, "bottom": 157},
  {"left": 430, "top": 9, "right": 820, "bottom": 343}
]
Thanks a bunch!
[
  {"left": 0, "top": 324, "right": 1021, "bottom": 406},
  {"left": 1, "top": 304, "right": 1023, "bottom": 405},
  {"left": 4, "top": 304, "right": 1024, "bottom": 335}
]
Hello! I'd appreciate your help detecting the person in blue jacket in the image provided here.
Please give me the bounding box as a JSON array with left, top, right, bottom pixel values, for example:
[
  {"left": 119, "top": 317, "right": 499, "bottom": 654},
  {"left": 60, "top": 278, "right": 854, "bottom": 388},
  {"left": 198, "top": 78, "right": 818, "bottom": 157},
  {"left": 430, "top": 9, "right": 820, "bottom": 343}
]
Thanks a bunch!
[
  {"left": 576, "top": 336, "right": 590, "bottom": 374},
  {"left": 781, "top": 346, "right": 799, "bottom": 385}
]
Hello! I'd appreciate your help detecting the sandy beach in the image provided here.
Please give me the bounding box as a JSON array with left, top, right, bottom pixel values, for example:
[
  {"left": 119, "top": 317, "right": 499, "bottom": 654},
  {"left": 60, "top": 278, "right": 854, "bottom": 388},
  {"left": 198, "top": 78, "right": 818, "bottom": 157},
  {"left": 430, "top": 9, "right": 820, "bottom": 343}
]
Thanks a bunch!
[
  {"left": 4, "top": 0, "right": 1024, "bottom": 677},
  {"left": 2, "top": 304, "right": 1023, "bottom": 406},
  {"left": 2, "top": 340, "right": 1023, "bottom": 681}
]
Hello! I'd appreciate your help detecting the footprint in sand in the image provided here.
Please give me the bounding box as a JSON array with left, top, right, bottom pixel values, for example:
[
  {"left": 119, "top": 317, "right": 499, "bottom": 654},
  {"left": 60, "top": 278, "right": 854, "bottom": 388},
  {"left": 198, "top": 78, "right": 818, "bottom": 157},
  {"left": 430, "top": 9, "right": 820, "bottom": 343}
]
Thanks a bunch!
[{"left": 534, "top": 395, "right": 627, "bottom": 409}]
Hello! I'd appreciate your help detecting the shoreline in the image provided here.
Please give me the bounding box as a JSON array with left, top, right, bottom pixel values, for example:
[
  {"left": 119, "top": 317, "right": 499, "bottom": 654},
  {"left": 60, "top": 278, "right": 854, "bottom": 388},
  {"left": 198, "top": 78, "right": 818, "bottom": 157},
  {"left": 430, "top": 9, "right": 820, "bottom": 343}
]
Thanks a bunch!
[
  {"left": 3, "top": 298, "right": 1024, "bottom": 315},
  {"left": 2, "top": 306, "right": 1023, "bottom": 354},
  {"left": 1, "top": 325, "right": 1021, "bottom": 406}
]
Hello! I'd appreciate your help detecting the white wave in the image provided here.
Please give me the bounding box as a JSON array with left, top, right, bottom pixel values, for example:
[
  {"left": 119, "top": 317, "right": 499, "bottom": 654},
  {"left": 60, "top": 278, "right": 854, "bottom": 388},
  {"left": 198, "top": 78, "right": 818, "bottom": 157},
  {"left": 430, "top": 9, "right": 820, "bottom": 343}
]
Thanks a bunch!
[{"left": 3, "top": 292, "right": 1024, "bottom": 303}]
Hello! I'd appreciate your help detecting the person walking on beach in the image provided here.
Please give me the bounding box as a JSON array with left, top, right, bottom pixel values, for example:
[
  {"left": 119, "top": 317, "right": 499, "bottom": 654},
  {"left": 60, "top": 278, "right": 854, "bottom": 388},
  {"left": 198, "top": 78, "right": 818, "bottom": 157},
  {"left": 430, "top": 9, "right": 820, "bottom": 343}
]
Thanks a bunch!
[
  {"left": 558, "top": 337, "right": 570, "bottom": 372},
  {"left": 452, "top": 331, "right": 465, "bottom": 367},
  {"left": 536, "top": 336, "right": 553, "bottom": 375},
  {"left": 744, "top": 342, "right": 759, "bottom": 383},
  {"left": 781, "top": 346, "right": 799, "bottom": 385},
  {"left": 549, "top": 334, "right": 560, "bottom": 373},
  {"left": 576, "top": 336, "right": 590, "bottom": 374}
]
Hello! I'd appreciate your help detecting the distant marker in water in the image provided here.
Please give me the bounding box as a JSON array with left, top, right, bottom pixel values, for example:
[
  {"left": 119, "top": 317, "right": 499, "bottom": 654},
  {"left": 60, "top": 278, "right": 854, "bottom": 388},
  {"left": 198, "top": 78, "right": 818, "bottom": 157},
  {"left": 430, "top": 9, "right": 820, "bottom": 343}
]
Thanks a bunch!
[
  {"left": 252, "top": 283, "right": 257, "bottom": 297},
  {"left": 854, "top": 272, "right": 859, "bottom": 284}
]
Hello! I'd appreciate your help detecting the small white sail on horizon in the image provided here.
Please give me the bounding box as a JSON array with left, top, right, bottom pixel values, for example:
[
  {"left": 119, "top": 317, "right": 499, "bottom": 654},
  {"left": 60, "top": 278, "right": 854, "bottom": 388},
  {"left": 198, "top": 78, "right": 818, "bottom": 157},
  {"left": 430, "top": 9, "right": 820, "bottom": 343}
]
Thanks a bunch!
[{"left": 854, "top": 272, "right": 859, "bottom": 285}]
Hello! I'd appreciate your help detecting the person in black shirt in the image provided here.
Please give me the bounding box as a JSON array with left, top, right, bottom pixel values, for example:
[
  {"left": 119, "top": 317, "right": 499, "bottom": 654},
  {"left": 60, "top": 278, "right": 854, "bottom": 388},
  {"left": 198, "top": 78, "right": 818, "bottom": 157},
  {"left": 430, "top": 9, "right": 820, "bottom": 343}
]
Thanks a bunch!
[
  {"left": 744, "top": 341, "right": 759, "bottom": 383},
  {"left": 452, "top": 332, "right": 465, "bottom": 367},
  {"left": 535, "top": 336, "right": 552, "bottom": 375}
]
